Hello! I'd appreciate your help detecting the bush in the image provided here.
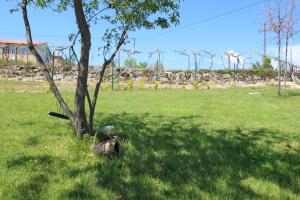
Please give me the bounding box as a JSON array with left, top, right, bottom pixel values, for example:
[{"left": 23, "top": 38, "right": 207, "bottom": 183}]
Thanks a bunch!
[
  {"left": 256, "top": 68, "right": 275, "bottom": 78},
  {"left": 205, "top": 81, "right": 212, "bottom": 89},
  {"left": 0, "top": 58, "right": 31, "bottom": 65},
  {"left": 127, "top": 80, "right": 134, "bottom": 90},
  {"left": 101, "top": 82, "right": 110, "bottom": 91},
  {"left": 229, "top": 82, "right": 237, "bottom": 89},
  {"left": 192, "top": 81, "right": 199, "bottom": 90},
  {"left": 153, "top": 81, "right": 160, "bottom": 90},
  {"left": 252, "top": 56, "right": 273, "bottom": 70},
  {"left": 138, "top": 79, "right": 145, "bottom": 90}
]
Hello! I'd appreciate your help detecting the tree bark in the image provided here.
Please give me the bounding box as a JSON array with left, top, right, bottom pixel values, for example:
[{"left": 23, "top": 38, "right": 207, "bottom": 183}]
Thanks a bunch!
[
  {"left": 73, "top": 0, "right": 91, "bottom": 137},
  {"left": 284, "top": 34, "right": 289, "bottom": 96},
  {"left": 23, "top": 0, "right": 127, "bottom": 137},
  {"left": 277, "top": 30, "right": 282, "bottom": 96}
]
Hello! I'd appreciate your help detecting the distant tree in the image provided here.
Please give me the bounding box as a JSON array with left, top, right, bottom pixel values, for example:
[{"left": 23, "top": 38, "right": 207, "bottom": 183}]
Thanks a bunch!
[
  {"left": 137, "top": 62, "right": 147, "bottom": 69},
  {"left": 262, "top": 56, "right": 273, "bottom": 69},
  {"left": 252, "top": 61, "right": 261, "bottom": 70},
  {"left": 265, "top": 0, "right": 295, "bottom": 96},
  {"left": 124, "top": 58, "right": 137, "bottom": 68},
  {"left": 283, "top": 0, "right": 297, "bottom": 95},
  {"left": 252, "top": 56, "right": 273, "bottom": 69},
  {"left": 16, "top": 0, "right": 180, "bottom": 137}
]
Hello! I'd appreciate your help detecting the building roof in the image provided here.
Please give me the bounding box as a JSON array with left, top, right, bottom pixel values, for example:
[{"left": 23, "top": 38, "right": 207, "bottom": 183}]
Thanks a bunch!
[{"left": 0, "top": 39, "right": 46, "bottom": 45}]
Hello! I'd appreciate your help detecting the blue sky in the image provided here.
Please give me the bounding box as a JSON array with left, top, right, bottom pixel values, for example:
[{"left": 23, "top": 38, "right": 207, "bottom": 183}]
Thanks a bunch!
[{"left": 0, "top": 0, "right": 299, "bottom": 69}]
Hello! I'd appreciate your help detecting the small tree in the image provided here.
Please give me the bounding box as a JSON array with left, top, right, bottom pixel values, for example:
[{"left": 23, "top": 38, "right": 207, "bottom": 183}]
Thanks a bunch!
[
  {"left": 16, "top": 0, "right": 180, "bottom": 138},
  {"left": 252, "top": 56, "right": 273, "bottom": 70},
  {"left": 137, "top": 62, "right": 147, "bottom": 69},
  {"left": 124, "top": 58, "right": 137, "bottom": 68},
  {"left": 262, "top": 56, "right": 273, "bottom": 69},
  {"left": 283, "top": 0, "right": 297, "bottom": 95},
  {"left": 265, "top": 0, "right": 296, "bottom": 96}
]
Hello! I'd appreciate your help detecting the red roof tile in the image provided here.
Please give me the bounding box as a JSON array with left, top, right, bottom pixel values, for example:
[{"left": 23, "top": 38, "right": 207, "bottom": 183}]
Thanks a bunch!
[{"left": 0, "top": 39, "right": 46, "bottom": 45}]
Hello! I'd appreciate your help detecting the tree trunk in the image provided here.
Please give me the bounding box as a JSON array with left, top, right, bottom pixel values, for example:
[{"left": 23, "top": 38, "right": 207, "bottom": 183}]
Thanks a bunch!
[
  {"left": 284, "top": 34, "right": 289, "bottom": 96},
  {"left": 88, "top": 61, "right": 108, "bottom": 132},
  {"left": 73, "top": 0, "right": 91, "bottom": 137},
  {"left": 277, "top": 30, "right": 282, "bottom": 96}
]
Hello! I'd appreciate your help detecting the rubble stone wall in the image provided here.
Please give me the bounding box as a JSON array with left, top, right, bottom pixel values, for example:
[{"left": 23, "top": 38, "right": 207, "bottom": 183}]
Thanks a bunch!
[{"left": 0, "top": 64, "right": 282, "bottom": 84}]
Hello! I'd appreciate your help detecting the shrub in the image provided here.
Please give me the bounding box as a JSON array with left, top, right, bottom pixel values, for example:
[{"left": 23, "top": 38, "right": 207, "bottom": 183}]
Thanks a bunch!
[
  {"left": 138, "top": 79, "right": 145, "bottom": 90},
  {"left": 0, "top": 58, "right": 32, "bottom": 65},
  {"left": 256, "top": 68, "right": 275, "bottom": 78},
  {"left": 46, "top": 84, "right": 51, "bottom": 93},
  {"left": 205, "top": 81, "right": 212, "bottom": 89},
  {"left": 127, "top": 80, "right": 134, "bottom": 90},
  {"left": 153, "top": 81, "right": 160, "bottom": 90},
  {"left": 101, "top": 82, "right": 110, "bottom": 91},
  {"left": 165, "top": 85, "right": 172, "bottom": 90},
  {"left": 229, "top": 82, "right": 237, "bottom": 89},
  {"left": 192, "top": 82, "right": 199, "bottom": 90}
]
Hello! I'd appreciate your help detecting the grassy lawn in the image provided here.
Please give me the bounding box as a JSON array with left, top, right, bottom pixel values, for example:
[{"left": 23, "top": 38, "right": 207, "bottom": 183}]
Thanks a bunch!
[{"left": 0, "top": 80, "right": 299, "bottom": 199}]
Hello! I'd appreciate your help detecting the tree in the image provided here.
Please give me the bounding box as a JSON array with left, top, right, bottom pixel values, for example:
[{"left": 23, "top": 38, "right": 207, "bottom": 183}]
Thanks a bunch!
[
  {"left": 124, "top": 58, "right": 137, "bottom": 68},
  {"left": 283, "top": 0, "right": 297, "bottom": 96},
  {"left": 261, "top": 56, "right": 273, "bottom": 69},
  {"left": 137, "top": 62, "right": 147, "bottom": 69},
  {"left": 251, "top": 56, "right": 273, "bottom": 69},
  {"left": 265, "top": 0, "right": 293, "bottom": 96},
  {"left": 18, "top": 0, "right": 180, "bottom": 138}
]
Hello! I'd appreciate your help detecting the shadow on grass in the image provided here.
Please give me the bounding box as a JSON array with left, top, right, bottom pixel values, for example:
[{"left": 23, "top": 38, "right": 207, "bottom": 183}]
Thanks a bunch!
[
  {"left": 71, "top": 113, "right": 300, "bottom": 199},
  {"left": 6, "top": 155, "right": 66, "bottom": 200},
  {"left": 286, "top": 90, "right": 300, "bottom": 98},
  {"left": 5, "top": 113, "right": 300, "bottom": 199}
]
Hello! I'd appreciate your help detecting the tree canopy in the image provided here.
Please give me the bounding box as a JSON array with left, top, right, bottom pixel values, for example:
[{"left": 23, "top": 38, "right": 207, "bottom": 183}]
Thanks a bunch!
[
  {"left": 14, "top": 0, "right": 181, "bottom": 137},
  {"left": 12, "top": 0, "right": 180, "bottom": 55}
]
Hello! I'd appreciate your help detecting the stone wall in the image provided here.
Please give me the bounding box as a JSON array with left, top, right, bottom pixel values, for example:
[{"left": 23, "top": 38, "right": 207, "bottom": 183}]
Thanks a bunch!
[{"left": 0, "top": 64, "right": 280, "bottom": 84}]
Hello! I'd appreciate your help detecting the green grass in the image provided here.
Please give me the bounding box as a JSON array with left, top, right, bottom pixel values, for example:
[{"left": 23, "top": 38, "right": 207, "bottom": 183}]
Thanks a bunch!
[
  {"left": 0, "top": 81, "right": 300, "bottom": 200},
  {"left": 0, "top": 58, "right": 32, "bottom": 66}
]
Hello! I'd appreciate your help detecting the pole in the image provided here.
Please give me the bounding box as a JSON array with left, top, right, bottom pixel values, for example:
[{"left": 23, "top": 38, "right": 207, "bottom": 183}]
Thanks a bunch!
[
  {"left": 290, "top": 35, "right": 293, "bottom": 72},
  {"left": 156, "top": 50, "right": 160, "bottom": 81},
  {"left": 133, "top": 38, "right": 136, "bottom": 52},
  {"left": 277, "top": 30, "right": 281, "bottom": 96},
  {"left": 52, "top": 51, "right": 55, "bottom": 79},
  {"left": 128, "top": 52, "right": 132, "bottom": 68},
  {"left": 158, "top": 50, "right": 161, "bottom": 71},
  {"left": 118, "top": 50, "right": 121, "bottom": 68},
  {"left": 133, "top": 38, "right": 136, "bottom": 68},
  {"left": 228, "top": 55, "right": 231, "bottom": 70},
  {"left": 111, "top": 62, "right": 114, "bottom": 90},
  {"left": 156, "top": 60, "right": 159, "bottom": 81},
  {"left": 264, "top": 22, "right": 267, "bottom": 57},
  {"left": 194, "top": 53, "right": 198, "bottom": 81},
  {"left": 69, "top": 48, "right": 71, "bottom": 62},
  {"left": 284, "top": 35, "right": 288, "bottom": 96},
  {"left": 233, "top": 63, "right": 236, "bottom": 82},
  {"left": 26, "top": 48, "right": 29, "bottom": 63}
]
